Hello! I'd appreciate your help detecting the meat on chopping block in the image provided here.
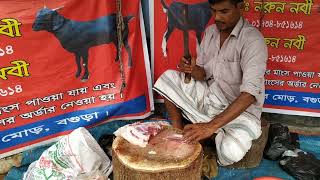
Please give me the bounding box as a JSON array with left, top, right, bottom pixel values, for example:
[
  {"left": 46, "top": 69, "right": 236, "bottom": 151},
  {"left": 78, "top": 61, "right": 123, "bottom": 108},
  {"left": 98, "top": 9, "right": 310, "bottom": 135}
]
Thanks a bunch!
[
  {"left": 114, "top": 121, "right": 170, "bottom": 147},
  {"left": 112, "top": 127, "right": 203, "bottom": 180}
]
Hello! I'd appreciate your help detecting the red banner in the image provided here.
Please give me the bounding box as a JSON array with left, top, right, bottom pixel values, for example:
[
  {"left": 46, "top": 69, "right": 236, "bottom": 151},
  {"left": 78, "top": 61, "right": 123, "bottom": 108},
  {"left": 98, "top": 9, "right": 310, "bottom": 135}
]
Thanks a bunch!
[
  {"left": 152, "top": 0, "right": 320, "bottom": 117},
  {"left": 244, "top": 0, "right": 320, "bottom": 116},
  {"left": 152, "top": 0, "right": 214, "bottom": 88},
  {"left": 0, "top": 0, "right": 153, "bottom": 158}
]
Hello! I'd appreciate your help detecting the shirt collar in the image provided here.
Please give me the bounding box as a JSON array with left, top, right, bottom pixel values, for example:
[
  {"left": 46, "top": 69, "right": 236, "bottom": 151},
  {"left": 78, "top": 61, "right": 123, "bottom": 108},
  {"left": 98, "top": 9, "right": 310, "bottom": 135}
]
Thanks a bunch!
[{"left": 230, "top": 17, "right": 244, "bottom": 38}]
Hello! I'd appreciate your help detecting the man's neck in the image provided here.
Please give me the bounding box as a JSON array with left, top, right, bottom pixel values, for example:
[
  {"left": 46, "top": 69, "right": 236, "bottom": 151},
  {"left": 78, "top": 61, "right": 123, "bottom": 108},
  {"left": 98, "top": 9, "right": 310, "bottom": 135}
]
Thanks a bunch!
[
  {"left": 218, "top": 16, "right": 242, "bottom": 48},
  {"left": 220, "top": 30, "right": 231, "bottom": 37},
  {"left": 219, "top": 31, "right": 231, "bottom": 48}
]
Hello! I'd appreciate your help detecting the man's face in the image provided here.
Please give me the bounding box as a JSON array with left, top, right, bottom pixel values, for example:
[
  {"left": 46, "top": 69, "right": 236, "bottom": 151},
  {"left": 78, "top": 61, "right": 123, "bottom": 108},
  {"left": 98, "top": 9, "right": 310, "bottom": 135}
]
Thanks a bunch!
[{"left": 210, "top": 0, "right": 242, "bottom": 32}]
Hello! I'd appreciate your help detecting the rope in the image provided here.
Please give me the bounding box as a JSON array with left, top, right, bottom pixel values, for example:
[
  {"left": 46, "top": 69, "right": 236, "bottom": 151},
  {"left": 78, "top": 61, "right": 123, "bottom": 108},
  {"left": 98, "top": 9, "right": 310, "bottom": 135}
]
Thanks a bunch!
[{"left": 116, "top": 0, "right": 126, "bottom": 98}]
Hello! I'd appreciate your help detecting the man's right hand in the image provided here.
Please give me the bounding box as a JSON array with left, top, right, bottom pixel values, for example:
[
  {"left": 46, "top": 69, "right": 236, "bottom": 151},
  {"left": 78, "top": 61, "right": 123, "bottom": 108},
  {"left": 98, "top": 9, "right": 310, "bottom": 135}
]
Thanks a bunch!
[
  {"left": 177, "top": 56, "right": 206, "bottom": 81},
  {"left": 177, "top": 56, "right": 196, "bottom": 74}
]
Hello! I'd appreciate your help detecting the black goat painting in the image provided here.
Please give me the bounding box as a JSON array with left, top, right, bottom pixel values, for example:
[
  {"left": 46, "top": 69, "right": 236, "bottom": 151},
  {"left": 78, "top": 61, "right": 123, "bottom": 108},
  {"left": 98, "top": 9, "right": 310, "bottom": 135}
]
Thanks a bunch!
[
  {"left": 160, "top": 0, "right": 212, "bottom": 57},
  {"left": 33, "top": 7, "right": 134, "bottom": 81}
]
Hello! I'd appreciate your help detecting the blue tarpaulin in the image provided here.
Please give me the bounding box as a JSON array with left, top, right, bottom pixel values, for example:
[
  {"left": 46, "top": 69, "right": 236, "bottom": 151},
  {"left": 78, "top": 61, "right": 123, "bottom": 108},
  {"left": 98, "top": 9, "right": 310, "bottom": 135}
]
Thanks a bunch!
[{"left": 4, "top": 120, "right": 320, "bottom": 180}]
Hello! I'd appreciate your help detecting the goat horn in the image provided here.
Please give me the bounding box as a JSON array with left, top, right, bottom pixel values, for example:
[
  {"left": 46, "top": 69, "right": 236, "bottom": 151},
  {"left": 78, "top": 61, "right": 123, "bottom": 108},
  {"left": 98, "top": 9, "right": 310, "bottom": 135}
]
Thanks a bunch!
[{"left": 52, "top": 6, "right": 64, "bottom": 11}]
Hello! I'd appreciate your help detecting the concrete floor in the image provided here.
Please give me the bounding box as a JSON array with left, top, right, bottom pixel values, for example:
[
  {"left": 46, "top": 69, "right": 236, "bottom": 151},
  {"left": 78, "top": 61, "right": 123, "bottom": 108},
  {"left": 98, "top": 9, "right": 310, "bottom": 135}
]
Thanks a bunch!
[{"left": 262, "top": 112, "right": 320, "bottom": 135}]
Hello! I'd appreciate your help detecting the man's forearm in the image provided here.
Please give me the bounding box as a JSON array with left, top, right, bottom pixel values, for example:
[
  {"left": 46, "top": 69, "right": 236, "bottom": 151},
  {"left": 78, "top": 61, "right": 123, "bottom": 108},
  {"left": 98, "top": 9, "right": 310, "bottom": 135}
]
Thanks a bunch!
[
  {"left": 191, "top": 65, "right": 206, "bottom": 81},
  {"left": 209, "top": 92, "right": 256, "bottom": 129}
]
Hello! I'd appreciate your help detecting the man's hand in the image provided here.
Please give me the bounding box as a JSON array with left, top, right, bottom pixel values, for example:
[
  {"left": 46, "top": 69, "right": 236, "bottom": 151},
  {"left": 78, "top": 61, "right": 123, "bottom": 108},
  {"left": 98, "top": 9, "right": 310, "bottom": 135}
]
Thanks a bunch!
[
  {"left": 182, "top": 92, "right": 256, "bottom": 144},
  {"left": 177, "top": 56, "right": 206, "bottom": 81},
  {"left": 183, "top": 122, "right": 217, "bottom": 143},
  {"left": 177, "top": 57, "right": 196, "bottom": 74}
]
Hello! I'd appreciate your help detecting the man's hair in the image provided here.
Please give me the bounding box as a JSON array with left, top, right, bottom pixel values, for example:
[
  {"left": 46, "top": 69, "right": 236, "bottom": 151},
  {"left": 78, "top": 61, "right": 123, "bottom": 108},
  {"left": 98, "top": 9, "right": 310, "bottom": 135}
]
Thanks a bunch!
[{"left": 208, "top": 0, "right": 243, "bottom": 6}]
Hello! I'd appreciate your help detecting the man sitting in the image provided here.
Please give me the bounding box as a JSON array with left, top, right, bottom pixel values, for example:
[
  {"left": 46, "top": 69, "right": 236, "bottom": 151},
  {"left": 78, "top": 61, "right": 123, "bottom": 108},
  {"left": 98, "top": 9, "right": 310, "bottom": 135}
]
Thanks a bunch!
[{"left": 154, "top": 0, "right": 268, "bottom": 166}]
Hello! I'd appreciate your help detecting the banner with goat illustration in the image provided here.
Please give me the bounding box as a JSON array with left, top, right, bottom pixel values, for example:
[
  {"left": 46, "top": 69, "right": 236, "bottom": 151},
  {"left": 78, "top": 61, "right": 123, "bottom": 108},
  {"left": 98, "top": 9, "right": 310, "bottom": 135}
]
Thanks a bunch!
[
  {"left": 0, "top": 0, "right": 153, "bottom": 158},
  {"left": 151, "top": 0, "right": 320, "bottom": 117},
  {"left": 151, "top": 0, "right": 214, "bottom": 100}
]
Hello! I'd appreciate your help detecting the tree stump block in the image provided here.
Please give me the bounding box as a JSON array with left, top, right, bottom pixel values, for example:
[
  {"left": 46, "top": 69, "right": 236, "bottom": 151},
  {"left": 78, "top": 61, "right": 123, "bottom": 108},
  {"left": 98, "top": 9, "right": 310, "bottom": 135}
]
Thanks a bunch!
[
  {"left": 226, "top": 118, "right": 270, "bottom": 169},
  {"left": 112, "top": 128, "right": 203, "bottom": 180}
]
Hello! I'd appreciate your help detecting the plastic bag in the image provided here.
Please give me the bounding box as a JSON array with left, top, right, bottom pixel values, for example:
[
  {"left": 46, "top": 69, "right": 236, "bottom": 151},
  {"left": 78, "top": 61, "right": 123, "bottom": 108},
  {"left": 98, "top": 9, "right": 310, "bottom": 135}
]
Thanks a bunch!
[
  {"left": 75, "top": 170, "right": 108, "bottom": 180},
  {"left": 280, "top": 149, "right": 320, "bottom": 180},
  {"left": 264, "top": 123, "right": 299, "bottom": 160},
  {"left": 23, "top": 127, "right": 113, "bottom": 180}
]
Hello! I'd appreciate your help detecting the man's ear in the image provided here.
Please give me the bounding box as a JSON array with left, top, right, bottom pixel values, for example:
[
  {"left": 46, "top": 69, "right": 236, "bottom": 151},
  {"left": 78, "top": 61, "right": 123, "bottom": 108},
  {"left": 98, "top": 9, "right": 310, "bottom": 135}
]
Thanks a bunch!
[
  {"left": 237, "top": 2, "right": 244, "bottom": 15},
  {"left": 237, "top": 2, "right": 244, "bottom": 14}
]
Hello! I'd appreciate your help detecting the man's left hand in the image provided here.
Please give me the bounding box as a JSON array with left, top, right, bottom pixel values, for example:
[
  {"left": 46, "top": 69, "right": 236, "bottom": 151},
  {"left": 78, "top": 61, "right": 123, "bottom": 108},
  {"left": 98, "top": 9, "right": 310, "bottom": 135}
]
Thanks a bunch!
[{"left": 183, "top": 123, "right": 217, "bottom": 143}]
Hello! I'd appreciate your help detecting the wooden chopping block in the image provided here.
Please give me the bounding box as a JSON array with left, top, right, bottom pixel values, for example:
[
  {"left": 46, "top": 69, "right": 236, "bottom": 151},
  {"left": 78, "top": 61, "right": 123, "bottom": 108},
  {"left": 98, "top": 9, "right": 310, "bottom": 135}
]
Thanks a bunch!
[{"left": 112, "top": 128, "right": 203, "bottom": 180}]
